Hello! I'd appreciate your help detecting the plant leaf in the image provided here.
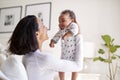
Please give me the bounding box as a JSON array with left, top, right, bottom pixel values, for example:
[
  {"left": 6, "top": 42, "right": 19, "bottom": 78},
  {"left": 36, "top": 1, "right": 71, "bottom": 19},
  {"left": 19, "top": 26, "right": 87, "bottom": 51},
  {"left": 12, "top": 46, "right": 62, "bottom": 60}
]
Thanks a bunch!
[
  {"left": 111, "top": 56, "right": 116, "bottom": 60},
  {"left": 99, "top": 57, "right": 105, "bottom": 62},
  {"left": 98, "top": 49, "right": 105, "bottom": 54},
  {"left": 93, "top": 56, "right": 112, "bottom": 63},
  {"left": 104, "top": 59, "right": 112, "bottom": 63},
  {"left": 111, "top": 38, "right": 114, "bottom": 43},
  {"left": 115, "top": 54, "right": 120, "bottom": 59},
  {"left": 102, "top": 35, "right": 111, "bottom": 46},
  {"left": 93, "top": 57, "right": 100, "bottom": 61},
  {"left": 110, "top": 45, "right": 117, "bottom": 53},
  {"left": 115, "top": 45, "right": 120, "bottom": 48},
  {"left": 93, "top": 56, "right": 104, "bottom": 62}
]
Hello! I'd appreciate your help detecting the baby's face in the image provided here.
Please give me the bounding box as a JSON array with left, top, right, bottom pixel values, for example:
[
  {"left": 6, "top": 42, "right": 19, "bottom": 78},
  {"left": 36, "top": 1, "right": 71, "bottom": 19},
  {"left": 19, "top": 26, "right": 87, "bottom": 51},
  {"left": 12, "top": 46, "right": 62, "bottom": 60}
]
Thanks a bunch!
[{"left": 59, "top": 14, "right": 72, "bottom": 29}]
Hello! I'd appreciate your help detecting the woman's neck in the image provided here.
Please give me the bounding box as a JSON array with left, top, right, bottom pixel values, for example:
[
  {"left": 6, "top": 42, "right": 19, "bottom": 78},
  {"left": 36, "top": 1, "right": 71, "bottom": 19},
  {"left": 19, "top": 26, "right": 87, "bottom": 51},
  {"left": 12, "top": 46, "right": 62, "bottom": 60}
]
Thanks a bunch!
[{"left": 38, "top": 41, "right": 43, "bottom": 51}]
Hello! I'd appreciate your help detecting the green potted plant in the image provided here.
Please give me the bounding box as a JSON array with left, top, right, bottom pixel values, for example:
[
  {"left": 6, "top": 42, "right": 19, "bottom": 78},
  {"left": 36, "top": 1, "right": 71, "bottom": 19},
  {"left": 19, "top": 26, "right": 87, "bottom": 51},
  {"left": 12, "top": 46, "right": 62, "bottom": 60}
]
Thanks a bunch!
[{"left": 93, "top": 34, "right": 120, "bottom": 80}]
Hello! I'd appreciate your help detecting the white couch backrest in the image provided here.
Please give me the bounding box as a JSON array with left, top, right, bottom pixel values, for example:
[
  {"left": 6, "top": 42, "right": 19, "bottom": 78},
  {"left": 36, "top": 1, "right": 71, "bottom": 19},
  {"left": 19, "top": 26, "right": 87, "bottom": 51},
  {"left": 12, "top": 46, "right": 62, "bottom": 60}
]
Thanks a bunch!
[
  {"left": 0, "top": 55, "right": 28, "bottom": 80},
  {"left": 0, "top": 54, "right": 7, "bottom": 66}
]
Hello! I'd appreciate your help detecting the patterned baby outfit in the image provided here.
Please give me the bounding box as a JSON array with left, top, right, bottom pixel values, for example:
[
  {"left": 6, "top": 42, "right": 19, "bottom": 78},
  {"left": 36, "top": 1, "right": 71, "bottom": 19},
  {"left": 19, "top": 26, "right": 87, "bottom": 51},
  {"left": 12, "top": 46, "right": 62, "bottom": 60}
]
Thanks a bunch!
[{"left": 51, "top": 22, "right": 83, "bottom": 61}]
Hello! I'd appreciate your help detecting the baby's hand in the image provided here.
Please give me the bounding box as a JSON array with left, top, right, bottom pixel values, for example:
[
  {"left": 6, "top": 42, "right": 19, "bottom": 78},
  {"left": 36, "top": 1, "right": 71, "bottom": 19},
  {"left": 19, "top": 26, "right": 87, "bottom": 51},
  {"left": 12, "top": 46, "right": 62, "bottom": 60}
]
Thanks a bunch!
[{"left": 49, "top": 41, "right": 55, "bottom": 48}]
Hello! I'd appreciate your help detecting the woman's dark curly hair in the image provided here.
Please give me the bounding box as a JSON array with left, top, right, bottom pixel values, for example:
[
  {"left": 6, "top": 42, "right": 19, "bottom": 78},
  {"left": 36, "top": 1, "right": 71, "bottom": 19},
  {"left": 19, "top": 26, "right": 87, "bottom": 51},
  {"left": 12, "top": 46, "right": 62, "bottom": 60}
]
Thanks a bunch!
[{"left": 8, "top": 15, "right": 39, "bottom": 55}]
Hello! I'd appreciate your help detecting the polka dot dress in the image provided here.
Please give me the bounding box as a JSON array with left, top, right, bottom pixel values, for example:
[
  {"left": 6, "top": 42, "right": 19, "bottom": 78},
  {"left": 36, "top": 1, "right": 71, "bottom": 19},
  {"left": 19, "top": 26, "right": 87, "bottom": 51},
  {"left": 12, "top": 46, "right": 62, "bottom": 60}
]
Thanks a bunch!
[
  {"left": 61, "top": 36, "right": 77, "bottom": 61},
  {"left": 51, "top": 22, "right": 80, "bottom": 61}
]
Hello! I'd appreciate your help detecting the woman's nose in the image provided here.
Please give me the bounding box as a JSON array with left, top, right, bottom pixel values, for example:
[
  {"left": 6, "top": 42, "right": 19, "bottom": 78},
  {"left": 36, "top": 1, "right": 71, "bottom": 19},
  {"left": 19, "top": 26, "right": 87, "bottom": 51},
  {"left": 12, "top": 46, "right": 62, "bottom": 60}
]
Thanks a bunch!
[{"left": 43, "top": 25, "right": 47, "bottom": 29}]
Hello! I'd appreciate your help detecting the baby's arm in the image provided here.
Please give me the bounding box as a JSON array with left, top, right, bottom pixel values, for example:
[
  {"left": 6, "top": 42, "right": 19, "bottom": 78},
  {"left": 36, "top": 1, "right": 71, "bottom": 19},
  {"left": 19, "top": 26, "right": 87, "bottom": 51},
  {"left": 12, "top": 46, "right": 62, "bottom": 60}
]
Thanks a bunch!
[
  {"left": 62, "top": 23, "right": 78, "bottom": 40},
  {"left": 49, "top": 30, "right": 62, "bottom": 48},
  {"left": 68, "top": 23, "right": 79, "bottom": 35},
  {"left": 46, "top": 53, "right": 82, "bottom": 72},
  {"left": 62, "top": 31, "right": 73, "bottom": 40}
]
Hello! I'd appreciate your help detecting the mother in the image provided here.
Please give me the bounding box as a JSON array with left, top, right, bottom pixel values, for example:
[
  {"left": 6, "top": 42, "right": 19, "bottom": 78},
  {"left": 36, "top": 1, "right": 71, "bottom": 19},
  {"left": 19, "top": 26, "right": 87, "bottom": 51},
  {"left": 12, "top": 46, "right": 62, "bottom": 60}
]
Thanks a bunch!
[{"left": 8, "top": 15, "right": 82, "bottom": 80}]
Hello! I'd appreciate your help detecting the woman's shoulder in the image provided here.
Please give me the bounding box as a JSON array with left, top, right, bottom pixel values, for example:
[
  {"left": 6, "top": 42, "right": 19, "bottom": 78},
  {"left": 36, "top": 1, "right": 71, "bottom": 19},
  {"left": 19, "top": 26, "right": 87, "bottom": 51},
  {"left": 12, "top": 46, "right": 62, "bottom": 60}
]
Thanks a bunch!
[
  {"left": 35, "top": 50, "right": 56, "bottom": 61},
  {"left": 23, "top": 50, "right": 56, "bottom": 64},
  {"left": 23, "top": 50, "right": 51, "bottom": 60}
]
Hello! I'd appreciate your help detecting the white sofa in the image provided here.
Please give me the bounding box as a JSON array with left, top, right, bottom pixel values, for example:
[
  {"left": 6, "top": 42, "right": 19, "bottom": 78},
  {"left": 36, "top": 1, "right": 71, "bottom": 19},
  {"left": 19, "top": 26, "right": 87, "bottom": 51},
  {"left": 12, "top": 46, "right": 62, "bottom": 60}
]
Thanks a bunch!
[
  {"left": 0, "top": 43, "right": 28, "bottom": 80},
  {"left": 0, "top": 54, "right": 28, "bottom": 80}
]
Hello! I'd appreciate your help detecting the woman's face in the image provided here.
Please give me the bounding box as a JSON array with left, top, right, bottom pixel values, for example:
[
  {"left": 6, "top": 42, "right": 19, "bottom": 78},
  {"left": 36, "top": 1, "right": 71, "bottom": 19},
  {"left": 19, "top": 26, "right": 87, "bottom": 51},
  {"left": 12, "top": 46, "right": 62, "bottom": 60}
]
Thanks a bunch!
[{"left": 36, "top": 18, "right": 49, "bottom": 42}]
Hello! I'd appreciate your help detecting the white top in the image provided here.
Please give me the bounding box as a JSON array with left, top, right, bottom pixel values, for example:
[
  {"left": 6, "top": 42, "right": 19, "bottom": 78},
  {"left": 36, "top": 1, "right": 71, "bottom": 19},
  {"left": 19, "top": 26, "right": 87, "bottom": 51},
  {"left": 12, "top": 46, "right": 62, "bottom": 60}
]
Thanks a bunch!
[{"left": 23, "top": 50, "right": 83, "bottom": 80}]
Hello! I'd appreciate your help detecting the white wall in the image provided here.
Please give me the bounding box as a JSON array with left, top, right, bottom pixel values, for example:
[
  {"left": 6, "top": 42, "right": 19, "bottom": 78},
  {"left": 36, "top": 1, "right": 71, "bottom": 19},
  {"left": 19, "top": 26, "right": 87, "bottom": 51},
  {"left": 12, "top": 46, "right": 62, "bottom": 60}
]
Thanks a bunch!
[{"left": 0, "top": 0, "right": 120, "bottom": 80}]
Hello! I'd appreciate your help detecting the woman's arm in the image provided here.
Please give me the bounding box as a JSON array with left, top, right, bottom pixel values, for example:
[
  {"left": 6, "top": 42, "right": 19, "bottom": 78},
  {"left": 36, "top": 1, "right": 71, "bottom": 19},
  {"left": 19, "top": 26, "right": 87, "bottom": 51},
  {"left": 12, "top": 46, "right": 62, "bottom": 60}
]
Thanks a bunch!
[{"left": 45, "top": 53, "right": 83, "bottom": 72}]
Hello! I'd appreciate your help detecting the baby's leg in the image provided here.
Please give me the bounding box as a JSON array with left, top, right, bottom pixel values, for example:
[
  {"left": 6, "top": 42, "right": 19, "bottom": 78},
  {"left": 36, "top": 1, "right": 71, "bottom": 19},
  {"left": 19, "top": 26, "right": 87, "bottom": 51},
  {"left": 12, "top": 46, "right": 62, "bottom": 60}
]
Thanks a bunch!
[
  {"left": 71, "top": 72, "right": 78, "bottom": 80},
  {"left": 59, "top": 72, "right": 65, "bottom": 80}
]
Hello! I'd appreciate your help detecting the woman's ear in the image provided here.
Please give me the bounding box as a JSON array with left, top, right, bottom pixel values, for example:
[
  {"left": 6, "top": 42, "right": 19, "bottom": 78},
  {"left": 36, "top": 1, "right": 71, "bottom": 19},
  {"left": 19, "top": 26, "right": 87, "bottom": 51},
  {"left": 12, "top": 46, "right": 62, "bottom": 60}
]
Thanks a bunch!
[{"left": 36, "top": 31, "right": 39, "bottom": 37}]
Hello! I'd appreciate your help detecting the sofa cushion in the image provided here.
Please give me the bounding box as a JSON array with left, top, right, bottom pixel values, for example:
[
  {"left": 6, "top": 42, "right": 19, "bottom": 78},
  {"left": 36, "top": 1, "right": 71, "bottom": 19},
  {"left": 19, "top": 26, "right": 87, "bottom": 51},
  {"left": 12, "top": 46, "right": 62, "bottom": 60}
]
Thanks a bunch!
[
  {"left": 0, "top": 55, "right": 28, "bottom": 80},
  {"left": 0, "top": 54, "right": 7, "bottom": 66}
]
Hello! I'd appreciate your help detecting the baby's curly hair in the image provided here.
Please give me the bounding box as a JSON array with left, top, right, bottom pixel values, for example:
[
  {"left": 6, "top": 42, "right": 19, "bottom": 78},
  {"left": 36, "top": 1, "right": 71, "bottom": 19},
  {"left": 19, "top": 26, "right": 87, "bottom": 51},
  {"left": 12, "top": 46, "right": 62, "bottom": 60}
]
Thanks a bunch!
[{"left": 61, "top": 9, "right": 76, "bottom": 22}]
